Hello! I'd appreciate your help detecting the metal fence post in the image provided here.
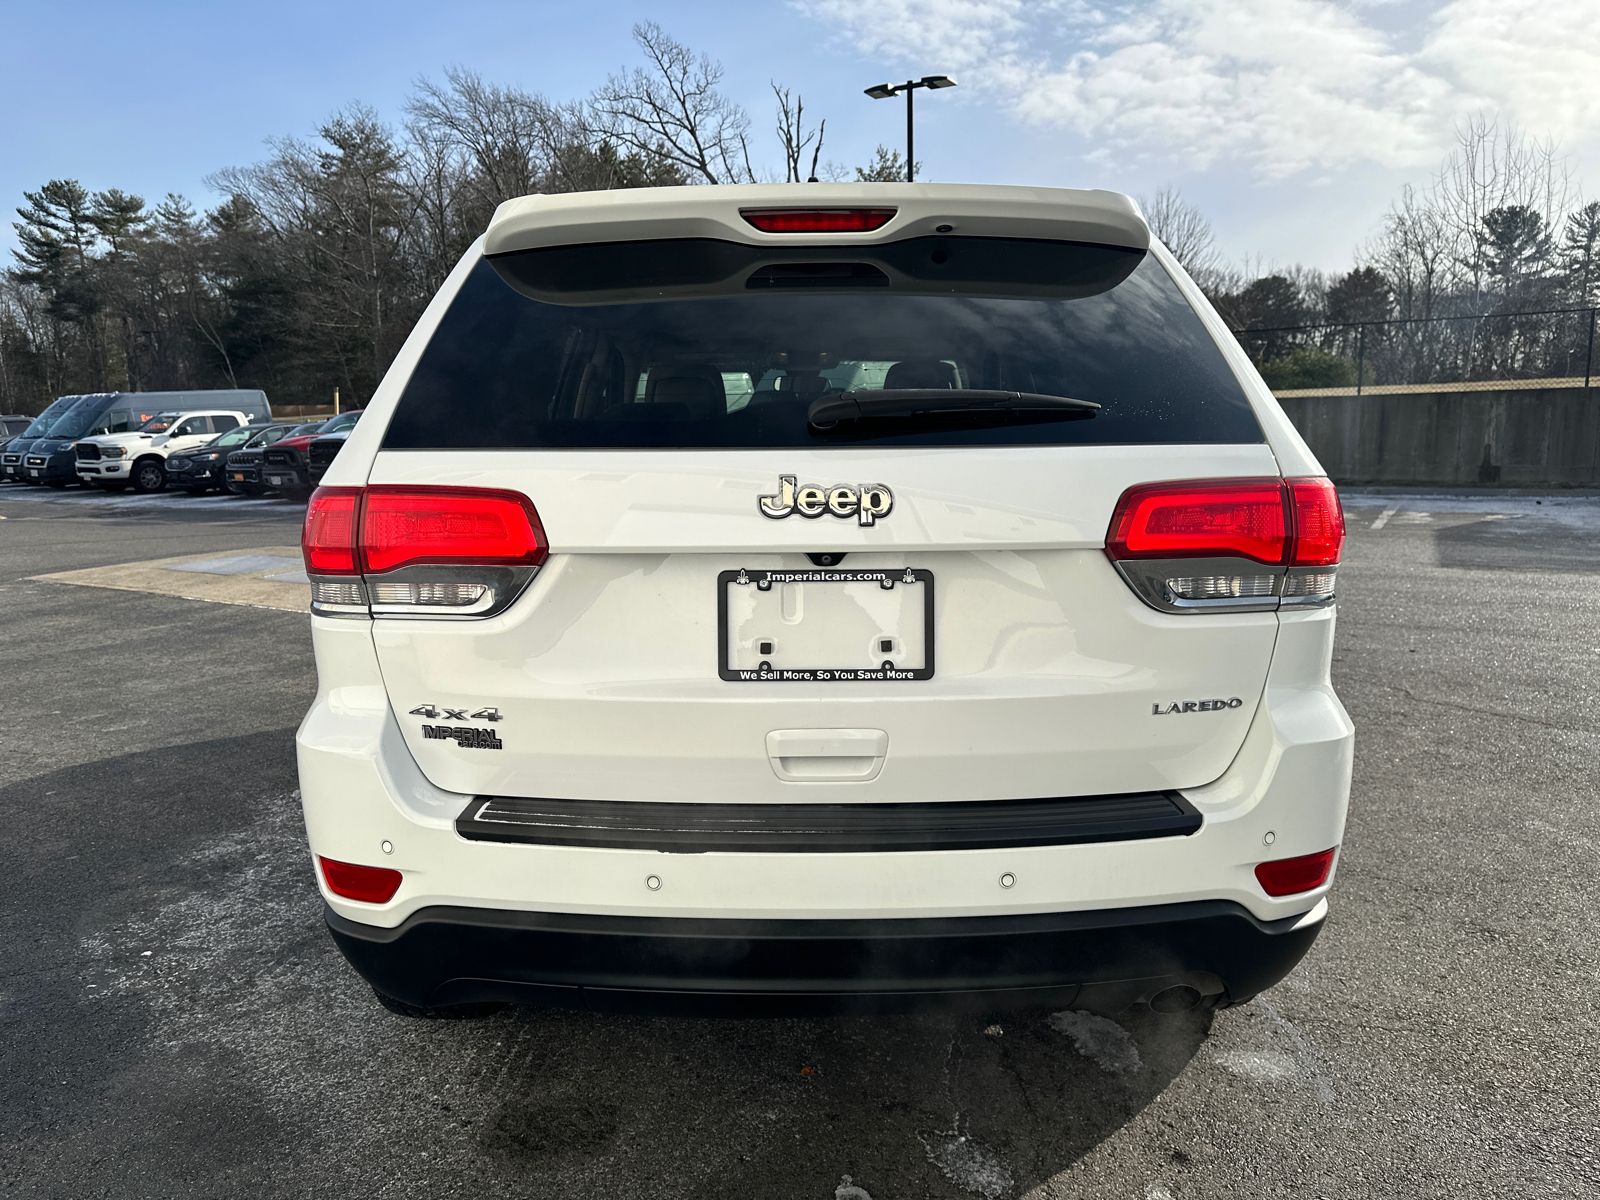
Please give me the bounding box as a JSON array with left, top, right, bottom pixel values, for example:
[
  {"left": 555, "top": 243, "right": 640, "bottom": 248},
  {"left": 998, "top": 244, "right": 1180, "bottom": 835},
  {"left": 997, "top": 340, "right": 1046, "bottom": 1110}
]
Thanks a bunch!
[
  {"left": 1585, "top": 307, "right": 1596, "bottom": 390},
  {"left": 1356, "top": 325, "right": 1365, "bottom": 397}
]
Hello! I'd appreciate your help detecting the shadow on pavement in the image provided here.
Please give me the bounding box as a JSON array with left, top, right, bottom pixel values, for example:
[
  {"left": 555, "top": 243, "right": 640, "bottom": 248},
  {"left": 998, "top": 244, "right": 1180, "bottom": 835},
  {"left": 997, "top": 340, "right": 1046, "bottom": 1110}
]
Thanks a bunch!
[{"left": 2, "top": 733, "right": 1210, "bottom": 1199}]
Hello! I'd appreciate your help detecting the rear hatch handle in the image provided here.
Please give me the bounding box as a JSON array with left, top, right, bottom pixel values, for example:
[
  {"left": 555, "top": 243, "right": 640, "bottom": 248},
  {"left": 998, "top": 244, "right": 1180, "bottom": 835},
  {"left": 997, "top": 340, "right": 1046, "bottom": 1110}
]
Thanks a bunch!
[{"left": 766, "top": 729, "right": 889, "bottom": 782}]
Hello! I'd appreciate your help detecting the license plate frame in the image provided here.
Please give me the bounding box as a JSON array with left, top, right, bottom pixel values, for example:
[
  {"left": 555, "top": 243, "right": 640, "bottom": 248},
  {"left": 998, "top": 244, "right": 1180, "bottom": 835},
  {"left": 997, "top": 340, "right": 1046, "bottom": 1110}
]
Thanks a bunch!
[{"left": 717, "top": 567, "right": 935, "bottom": 682}]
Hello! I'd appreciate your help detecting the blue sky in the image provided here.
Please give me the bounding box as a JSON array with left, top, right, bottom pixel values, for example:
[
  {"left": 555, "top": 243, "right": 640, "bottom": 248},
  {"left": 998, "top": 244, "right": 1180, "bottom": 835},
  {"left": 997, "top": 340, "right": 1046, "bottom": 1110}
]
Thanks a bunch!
[{"left": 2, "top": 0, "right": 1597, "bottom": 271}]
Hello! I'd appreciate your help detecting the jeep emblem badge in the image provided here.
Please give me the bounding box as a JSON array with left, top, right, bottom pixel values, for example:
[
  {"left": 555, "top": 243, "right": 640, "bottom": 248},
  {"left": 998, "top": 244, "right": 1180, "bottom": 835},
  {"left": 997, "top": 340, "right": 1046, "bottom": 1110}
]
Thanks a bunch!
[{"left": 758, "top": 475, "right": 893, "bottom": 525}]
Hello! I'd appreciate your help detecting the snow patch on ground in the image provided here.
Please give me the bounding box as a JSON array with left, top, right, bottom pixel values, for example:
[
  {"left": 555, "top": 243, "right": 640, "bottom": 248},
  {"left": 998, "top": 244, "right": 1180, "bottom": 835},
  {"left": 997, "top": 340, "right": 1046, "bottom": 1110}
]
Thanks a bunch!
[
  {"left": 916, "top": 1129, "right": 1014, "bottom": 1198},
  {"left": 1047, "top": 1010, "right": 1143, "bottom": 1074},
  {"left": 834, "top": 1174, "right": 873, "bottom": 1199},
  {"left": 1145, "top": 1185, "right": 1177, "bottom": 1200},
  {"left": 1213, "top": 1048, "right": 1298, "bottom": 1082},
  {"left": 1255, "top": 997, "right": 1335, "bottom": 1102}
]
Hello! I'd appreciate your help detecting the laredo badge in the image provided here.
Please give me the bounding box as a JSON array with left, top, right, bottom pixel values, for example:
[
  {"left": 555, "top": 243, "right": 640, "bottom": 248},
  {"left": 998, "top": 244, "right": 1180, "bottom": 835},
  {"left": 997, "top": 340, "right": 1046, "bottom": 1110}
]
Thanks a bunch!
[{"left": 1152, "top": 697, "right": 1244, "bottom": 715}]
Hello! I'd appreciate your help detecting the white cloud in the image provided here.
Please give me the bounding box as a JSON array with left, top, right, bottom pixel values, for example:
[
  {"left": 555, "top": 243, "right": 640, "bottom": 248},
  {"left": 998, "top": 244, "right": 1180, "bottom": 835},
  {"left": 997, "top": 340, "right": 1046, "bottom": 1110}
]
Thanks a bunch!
[{"left": 796, "top": 0, "right": 1600, "bottom": 178}]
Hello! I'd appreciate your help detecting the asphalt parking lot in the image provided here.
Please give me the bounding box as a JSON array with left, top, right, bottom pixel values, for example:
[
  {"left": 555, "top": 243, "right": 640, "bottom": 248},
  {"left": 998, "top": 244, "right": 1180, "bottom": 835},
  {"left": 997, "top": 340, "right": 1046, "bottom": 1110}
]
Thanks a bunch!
[{"left": 2, "top": 484, "right": 1597, "bottom": 1199}]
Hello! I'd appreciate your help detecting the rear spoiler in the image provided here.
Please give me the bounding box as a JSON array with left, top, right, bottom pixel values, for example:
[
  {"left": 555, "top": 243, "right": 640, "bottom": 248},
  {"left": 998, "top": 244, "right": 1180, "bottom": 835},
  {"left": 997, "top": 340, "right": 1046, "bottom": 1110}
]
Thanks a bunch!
[{"left": 485, "top": 183, "right": 1150, "bottom": 257}]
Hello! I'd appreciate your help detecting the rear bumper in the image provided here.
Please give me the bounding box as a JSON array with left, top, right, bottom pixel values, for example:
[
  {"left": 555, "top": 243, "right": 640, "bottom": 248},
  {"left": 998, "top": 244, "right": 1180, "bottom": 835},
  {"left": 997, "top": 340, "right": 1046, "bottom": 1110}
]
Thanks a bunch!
[{"left": 326, "top": 896, "right": 1326, "bottom": 1016}]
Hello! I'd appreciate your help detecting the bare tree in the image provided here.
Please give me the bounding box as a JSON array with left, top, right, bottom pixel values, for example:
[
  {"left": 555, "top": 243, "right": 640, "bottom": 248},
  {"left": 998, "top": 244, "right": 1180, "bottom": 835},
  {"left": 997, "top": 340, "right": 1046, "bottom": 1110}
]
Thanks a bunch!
[
  {"left": 405, "top": 68, "right": 564, "bottom": 207},
  {"left": 1431, "top": 116, "right": 1574, "bottom": 300},
  {"left": 772, "top": 85, "right": 825, "bottom": 183},
  {"left": 589, "top": 23, "right": 755, "bottom": 184},
  {"left": 1139, "top": 186, "right": 1218, "bottom": 281}
]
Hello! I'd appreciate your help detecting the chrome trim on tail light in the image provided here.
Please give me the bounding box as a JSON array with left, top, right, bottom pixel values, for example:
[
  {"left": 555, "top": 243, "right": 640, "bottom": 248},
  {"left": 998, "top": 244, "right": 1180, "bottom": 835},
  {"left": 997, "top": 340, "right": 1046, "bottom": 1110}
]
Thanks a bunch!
[
  {"left": 1113, "top": 557, "right": 1337, "bottom": 614},
  {"left": 309, "top": 576, "right": 371, "bottom": 618},
  {"left": 365, "top": 564, "right": 537, "bottom": 619},
  {"left": 308, "top": 566, "right": 539, "bottom": 620},
  {"left": 1279, "top": 568, "right": 1338, "bottom": 606}
]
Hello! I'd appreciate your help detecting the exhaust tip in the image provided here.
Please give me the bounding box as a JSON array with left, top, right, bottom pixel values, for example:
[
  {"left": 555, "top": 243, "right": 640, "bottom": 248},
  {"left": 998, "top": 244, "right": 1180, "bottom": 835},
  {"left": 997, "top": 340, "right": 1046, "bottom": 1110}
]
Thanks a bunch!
[{"left": 1149, "top": 984, "right": 1203, "bottom": 1013}]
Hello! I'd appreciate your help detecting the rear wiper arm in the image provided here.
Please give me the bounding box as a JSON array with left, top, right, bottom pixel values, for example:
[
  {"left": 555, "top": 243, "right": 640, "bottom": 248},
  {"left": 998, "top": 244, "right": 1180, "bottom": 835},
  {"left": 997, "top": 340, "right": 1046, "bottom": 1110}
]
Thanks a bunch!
[{"left": 808, "top": 388, "right": 1100, "bottom": 428}]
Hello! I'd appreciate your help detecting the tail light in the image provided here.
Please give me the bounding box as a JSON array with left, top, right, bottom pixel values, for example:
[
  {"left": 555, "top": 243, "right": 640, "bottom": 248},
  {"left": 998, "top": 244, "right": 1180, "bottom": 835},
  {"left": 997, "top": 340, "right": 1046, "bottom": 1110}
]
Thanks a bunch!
[
  {"left": 302, "top": 485, "right": 548, "bottom": 619},
  {"left": 303, "top": 487, "right": 362, "bottom": 574},
  {"left": 740, "top": 208, "right": 897, "bottom": 233},
  {"left": 319, "top": 856, "right": 403, "bottom": 904},
  {"left": 1255, "top": 847, "right": 1337, "bottom": 897},
  {"left": 1105, "top": 477, "right": 1344, "bottom": 613}
]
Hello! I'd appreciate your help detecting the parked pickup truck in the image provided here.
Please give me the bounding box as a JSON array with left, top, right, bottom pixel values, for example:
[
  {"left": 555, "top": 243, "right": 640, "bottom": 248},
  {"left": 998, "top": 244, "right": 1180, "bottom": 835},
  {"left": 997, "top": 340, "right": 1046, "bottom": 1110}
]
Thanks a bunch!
[{"left": 76, "top": 409, "right": 253, "bottom": 493}]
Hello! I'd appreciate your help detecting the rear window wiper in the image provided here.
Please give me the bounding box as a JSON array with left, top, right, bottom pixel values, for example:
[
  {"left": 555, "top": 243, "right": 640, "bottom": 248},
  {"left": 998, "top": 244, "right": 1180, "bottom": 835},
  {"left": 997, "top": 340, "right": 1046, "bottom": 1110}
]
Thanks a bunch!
[{"left": 808, "top": 389, "right": 1101, "bottom": 429}]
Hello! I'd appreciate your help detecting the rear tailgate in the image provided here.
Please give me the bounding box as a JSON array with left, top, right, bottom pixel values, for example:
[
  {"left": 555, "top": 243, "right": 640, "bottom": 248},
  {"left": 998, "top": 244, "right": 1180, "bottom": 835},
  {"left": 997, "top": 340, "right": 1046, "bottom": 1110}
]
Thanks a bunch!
[{"left": 366, "top": 444, "right": 1279, "bottom": 801}]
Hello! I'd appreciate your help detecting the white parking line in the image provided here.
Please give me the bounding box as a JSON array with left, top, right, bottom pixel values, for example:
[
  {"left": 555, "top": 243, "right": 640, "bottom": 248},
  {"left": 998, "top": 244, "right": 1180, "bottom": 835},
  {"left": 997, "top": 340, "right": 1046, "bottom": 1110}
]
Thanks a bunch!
[{"left": 1370, "top": 503, "right": 1401, "bottom": 530}]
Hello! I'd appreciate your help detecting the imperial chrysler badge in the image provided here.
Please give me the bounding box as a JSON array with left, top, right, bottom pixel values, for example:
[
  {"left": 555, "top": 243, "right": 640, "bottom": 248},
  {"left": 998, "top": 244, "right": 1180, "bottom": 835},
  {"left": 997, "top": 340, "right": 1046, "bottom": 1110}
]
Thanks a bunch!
[{"left": 758, "top": 475, "right": 894, "bottom": 525}]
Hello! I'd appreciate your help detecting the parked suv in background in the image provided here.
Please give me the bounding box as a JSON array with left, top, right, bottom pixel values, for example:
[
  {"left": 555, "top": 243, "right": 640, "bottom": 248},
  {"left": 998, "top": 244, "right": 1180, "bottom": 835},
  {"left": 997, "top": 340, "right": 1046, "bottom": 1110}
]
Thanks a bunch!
[
  {"left": 164, "top": 421, "right": 284, "bottom": 493},
  {"left": 76, "top": 409, "right": 252, "bottom": 492},
  {"left": 297, "top": 184, "right": 1352, "bottom": 1019},
  {"left": 264, "top": 410, "right": 361, "bottom": 501}
]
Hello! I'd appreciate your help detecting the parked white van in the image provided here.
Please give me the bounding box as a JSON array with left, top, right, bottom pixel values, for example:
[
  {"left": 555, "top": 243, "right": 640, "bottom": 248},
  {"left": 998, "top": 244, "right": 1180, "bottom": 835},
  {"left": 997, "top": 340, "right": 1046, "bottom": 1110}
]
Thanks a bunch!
[{"left": 294, "top": 184, "right": 1352, "bottom": 1018}]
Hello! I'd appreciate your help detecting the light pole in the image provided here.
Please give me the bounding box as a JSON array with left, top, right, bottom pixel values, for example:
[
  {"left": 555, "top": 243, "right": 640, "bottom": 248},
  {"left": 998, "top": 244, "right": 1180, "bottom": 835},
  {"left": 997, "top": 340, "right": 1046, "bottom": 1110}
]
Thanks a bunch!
[{"left": 864, "top": 75, "right": 957, "bottom": 182}]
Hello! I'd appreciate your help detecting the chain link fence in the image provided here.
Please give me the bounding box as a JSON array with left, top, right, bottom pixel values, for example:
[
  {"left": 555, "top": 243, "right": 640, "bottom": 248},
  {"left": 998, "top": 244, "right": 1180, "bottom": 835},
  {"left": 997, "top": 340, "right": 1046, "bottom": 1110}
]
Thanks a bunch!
[{"left": 1231, "top": 305, "right": 1600, "bottom": 396}]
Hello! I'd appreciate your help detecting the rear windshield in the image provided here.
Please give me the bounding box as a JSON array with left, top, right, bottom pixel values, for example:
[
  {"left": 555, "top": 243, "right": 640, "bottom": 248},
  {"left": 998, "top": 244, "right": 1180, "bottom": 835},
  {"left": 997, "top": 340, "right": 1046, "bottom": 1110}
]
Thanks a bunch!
[{"left": 384, "top": 237, "right": 1261, "bottom": 450}]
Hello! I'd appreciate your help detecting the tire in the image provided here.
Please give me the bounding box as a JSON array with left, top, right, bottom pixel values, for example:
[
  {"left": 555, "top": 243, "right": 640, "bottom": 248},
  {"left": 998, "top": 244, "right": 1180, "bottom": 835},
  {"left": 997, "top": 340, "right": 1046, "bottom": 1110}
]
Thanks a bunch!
[
  {"left": 130, "top": 458, "right": 167, "bottom": 494},
  {"left": 240, "top": 483, "right": 268, "bottom": 497},
  {"left": 372, "top": 989, "right": 507, "bottom": 1020},
  {"left": 185, "top": 486, "right": 210, "bottom": 496}
]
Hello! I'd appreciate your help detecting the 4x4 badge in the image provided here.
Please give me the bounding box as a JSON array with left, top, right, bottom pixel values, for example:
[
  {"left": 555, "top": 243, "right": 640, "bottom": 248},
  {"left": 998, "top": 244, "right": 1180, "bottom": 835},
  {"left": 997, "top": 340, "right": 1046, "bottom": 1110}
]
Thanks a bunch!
[
  {"left": 409, "top": 704, "right": 502, "bottom": 722},
  {"left": 758, "top": 475, "right": 893, "bottom": 525}
]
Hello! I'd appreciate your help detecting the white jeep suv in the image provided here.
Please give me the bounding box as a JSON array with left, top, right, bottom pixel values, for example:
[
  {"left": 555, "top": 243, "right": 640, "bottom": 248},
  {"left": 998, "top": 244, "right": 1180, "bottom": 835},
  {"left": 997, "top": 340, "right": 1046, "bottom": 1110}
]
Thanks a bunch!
[
  {"left": 76, "top": 409, "right": 251, "bottom": 492},
  {"left": 296, "top": 183, "right": 1352, "bottom": 1018}
]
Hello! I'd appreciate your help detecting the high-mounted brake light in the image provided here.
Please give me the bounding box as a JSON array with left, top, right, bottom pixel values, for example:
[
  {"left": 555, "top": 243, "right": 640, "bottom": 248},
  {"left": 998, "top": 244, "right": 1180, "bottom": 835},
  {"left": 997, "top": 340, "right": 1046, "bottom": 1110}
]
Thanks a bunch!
[
  {"left": 319, "top": 856, "right": 403, "bottom": 904},
  {"left": 740, "top": 208, "right": 897, "bottom": 233},
  {"left": 360, "top": 486, "right": 547, "bottom": 574},
  {"left": 1254, "top": 847, "right": 1337, "bottom": 897},
  {"left": 1104, "top": 477, "right": 1345, "bottom": 612},
  {"left": 302, "top": 485, "right": 549, "bottom": 619}
]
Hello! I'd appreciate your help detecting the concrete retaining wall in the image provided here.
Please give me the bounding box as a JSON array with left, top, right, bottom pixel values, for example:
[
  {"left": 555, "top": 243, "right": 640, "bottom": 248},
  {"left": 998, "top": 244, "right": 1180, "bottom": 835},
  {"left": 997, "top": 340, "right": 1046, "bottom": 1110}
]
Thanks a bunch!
[{"left": 1277, "top": 387, "right": 1600, "bottom": 487}]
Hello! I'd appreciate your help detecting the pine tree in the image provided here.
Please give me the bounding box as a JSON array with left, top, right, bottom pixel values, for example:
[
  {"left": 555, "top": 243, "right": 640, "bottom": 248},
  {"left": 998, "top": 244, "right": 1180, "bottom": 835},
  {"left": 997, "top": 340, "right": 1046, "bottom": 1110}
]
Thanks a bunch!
[
  {"left": 1560, "top": 202, "right": 1600, "bottom": 307},
  {"left": 855, "top": 145, "right": 915, "bottom": 183}
]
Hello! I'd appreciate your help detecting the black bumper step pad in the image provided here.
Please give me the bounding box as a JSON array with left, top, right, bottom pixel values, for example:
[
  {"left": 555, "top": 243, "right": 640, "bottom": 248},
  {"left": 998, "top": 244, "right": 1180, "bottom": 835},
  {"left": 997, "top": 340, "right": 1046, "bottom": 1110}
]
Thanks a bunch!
[{"left": 455, "top": 790, "right": 1201, "bottom": 853}]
